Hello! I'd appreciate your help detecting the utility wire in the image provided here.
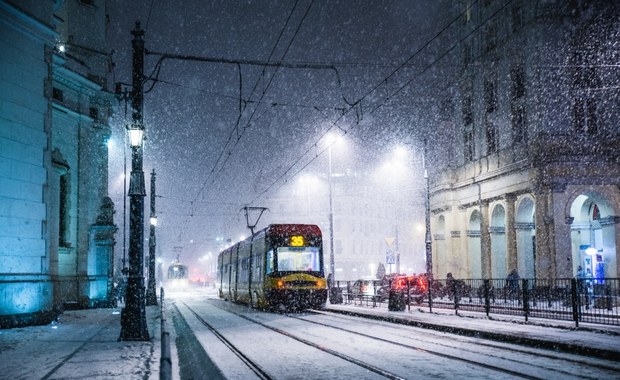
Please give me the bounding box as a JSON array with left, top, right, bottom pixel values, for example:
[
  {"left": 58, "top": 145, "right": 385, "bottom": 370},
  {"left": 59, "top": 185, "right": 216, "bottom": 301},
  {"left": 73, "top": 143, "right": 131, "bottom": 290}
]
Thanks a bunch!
[
  {"left": 145, "top": 0, "right": 156, "bottom": 31},
  {"left": 244, "top": 0, "right": 488, "bottom": 207},
  {"left": 215, "top": 0, "right": 485, "bottom": 231},
  {"left": 175, "top": 0, "right": 306, "bottom": 244}
]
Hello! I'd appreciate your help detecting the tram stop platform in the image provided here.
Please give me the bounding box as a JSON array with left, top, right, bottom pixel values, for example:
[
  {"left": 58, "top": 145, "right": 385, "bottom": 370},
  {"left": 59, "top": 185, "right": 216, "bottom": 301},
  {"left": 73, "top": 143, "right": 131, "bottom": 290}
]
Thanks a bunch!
[{"left": 325, "top": 302, "right": 620, "bottom": 360}]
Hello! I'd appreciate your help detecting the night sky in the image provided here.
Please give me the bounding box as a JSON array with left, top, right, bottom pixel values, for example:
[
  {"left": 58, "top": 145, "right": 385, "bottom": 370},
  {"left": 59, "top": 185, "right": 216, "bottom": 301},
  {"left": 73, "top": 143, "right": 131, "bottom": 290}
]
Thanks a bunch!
[{"left": 106, "top": 1, "right": 449, "bottom": 270}]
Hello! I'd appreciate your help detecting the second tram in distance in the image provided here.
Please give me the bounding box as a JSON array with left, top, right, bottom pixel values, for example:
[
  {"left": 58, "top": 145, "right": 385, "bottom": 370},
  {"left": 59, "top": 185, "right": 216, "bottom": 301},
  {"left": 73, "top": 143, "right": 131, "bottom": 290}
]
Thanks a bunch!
[
  {"left": 166, "top": 261, "right": 189, "bottom": 289},
  {"left": 217, "top": 224, "right": 327, "bottom": 310}
]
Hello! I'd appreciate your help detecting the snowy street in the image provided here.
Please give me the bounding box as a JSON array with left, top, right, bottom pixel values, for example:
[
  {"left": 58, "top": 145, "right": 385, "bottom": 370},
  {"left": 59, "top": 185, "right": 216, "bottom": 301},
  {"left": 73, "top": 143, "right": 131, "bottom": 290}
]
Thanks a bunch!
[{"left": 168, "top": 288, "right": 620, "bottom": 379}]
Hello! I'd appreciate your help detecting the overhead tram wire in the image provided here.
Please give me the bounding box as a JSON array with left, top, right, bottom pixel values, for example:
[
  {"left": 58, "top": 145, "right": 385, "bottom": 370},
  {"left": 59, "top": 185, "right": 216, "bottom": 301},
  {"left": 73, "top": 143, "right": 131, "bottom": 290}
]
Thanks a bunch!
[
  {"left": 242, "top": 0, "right": 518, "bottom": 209},
  {"left": 217, "top": 0, "right": 489, "bottom": 228},
  {"left": 200, "top": 0, "right": 302, "bottom": 198},
  {"left": 212, "top": 0, "right": 317, "bottom": 177},
  {"left": 144, "top": 0, "right": 156, "bottom": 32},
  {"left": 156, "top": 1, "right": 303, "bottom": 245},
  {"left": 180, "top": 0, "right": 504, "bottom": 235}
]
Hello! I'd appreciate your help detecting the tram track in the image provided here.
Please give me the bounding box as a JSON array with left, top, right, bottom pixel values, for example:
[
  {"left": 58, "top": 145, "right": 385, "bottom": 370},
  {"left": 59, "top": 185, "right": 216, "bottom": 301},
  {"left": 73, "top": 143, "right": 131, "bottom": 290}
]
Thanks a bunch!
[
  {"left": 291, "top": 310, "right": 544, "bottom": 380},
  {"left": 296, "top": 309, "right": 617, "bottom": 379},
  {"left": 181, "top": 301, "right": 273, "bottom": 380},
  {"left": 182, "top": 300, "right": 407, "bottom": 380},
  {"left": 179, "top": 299, "right": 617, "bottom": 379}
]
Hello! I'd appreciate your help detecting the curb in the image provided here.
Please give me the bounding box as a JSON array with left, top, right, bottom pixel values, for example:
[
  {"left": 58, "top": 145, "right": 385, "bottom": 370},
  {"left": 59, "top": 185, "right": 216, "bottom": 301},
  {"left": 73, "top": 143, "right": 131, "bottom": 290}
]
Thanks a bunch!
[{"left": 325, "top": 308, "right": 620, "bottom": 361}]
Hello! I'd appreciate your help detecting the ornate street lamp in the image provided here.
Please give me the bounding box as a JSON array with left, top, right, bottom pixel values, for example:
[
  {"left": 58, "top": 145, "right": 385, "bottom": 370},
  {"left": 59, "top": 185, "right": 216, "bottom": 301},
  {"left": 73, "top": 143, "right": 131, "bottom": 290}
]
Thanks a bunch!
[{"left": 119, "top": 22, "right": 149, "bottom": 341}]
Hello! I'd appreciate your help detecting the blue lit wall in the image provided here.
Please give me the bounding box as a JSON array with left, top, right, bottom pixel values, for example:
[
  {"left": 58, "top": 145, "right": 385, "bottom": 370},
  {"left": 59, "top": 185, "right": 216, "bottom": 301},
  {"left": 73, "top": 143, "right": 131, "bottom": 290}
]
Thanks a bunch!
[{"left": 0, "top": 1, "right": 57, "bottom": 326}]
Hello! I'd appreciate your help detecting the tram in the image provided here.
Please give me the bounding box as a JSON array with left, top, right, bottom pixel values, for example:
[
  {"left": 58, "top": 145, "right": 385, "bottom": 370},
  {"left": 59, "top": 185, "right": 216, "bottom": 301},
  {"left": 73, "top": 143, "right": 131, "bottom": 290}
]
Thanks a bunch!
[
  {"left": 217, "top": 224, "right": 327, "bottom": 310},
  {"left": 166, "top": 261, "right": 189, "bottom": 289}
]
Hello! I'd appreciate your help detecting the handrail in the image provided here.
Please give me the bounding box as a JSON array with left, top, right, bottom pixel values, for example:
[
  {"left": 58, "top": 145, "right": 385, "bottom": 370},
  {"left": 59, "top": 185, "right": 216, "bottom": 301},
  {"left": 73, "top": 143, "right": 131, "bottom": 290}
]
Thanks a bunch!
[{"left": 334, "top": 277, "right": 620, "bottom": 327}]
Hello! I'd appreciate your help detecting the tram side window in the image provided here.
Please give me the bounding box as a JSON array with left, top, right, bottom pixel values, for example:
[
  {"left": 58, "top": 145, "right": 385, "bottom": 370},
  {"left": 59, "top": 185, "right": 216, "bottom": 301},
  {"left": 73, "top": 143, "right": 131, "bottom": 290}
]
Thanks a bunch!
[
  {"left": 253, "top": 254, "right": 262, "bottom": 281},
  {"left": 266, "top": 250, "right": 274, "bottom": 274}
]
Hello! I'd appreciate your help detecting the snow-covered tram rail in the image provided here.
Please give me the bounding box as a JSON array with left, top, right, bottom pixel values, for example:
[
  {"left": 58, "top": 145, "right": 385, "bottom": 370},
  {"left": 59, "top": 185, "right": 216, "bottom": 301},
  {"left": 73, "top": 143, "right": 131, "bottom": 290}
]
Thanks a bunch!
[{"left": 217, "top": 224, "right": 328, "bottom": 311}]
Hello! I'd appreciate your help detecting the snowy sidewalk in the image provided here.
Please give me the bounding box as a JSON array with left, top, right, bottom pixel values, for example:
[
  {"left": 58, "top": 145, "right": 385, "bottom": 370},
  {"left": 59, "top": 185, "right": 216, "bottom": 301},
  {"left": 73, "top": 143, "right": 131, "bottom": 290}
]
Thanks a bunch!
[
  {"left": 1, "top": 300, "right": 619, "bottom": 380},
  {"left": 326, "top": 302, "right": 620, "bottom": 360},
  {"left": 0, "top": 305, "right": 161, "bottom": 380}
]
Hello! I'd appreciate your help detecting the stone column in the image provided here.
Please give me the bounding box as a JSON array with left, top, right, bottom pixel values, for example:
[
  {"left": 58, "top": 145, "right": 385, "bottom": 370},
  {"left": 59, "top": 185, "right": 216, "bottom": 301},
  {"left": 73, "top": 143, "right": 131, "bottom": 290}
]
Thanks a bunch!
[
  {"left": 480, "top": 200, "right": 492, "bottom": 279},
  {"left": 505, "top": 194, "right": 518, "bottom": 272},
  {"left": 534, "top": 188, "right": 553, "bottom": 280},
  {"left": 85, "top": 197, "right": 117, "bottom": 308}
]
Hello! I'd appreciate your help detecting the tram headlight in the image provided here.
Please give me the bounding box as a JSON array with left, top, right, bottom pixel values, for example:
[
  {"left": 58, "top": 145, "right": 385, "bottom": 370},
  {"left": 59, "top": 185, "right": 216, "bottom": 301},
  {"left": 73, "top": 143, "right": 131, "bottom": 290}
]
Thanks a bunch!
[
  {"left": 277, "top": 280, "right": 285, "bottom": 289},
  {"left": 316, "top": 279, "right": 326, "bottom": 288}
]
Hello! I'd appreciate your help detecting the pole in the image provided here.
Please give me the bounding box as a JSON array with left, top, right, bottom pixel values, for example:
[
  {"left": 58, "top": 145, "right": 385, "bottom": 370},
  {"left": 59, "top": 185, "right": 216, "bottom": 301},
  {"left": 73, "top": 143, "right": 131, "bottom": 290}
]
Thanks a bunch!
[
  {"left": 146, "top": 169, "right": 158, "bottom": 306},
  {"left": 423, "top": 139, "right": 433, "bottom": 278},
  {"left": 328, "top": 144, "right": 335, "bottom": 282},
  {"left": 119, "top": 21, "right": 149, "bottom": 341}
]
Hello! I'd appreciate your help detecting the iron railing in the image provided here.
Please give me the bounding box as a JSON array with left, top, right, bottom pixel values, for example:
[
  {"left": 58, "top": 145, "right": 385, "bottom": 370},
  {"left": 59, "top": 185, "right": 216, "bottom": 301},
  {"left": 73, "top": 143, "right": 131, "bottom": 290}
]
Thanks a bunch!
[{"left": 333, "top": 277, "right": 620, "bottom": 327}]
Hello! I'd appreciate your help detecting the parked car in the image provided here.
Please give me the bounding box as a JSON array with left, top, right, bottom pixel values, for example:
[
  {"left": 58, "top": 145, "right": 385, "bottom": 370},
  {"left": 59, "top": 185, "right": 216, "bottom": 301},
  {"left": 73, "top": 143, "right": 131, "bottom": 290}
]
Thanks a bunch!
[
  {"left": 390, "top": 274, "right": 429, "bottom": 304},
  {"left": 349, "top": 278, "right": 389, "bottom": 301}
]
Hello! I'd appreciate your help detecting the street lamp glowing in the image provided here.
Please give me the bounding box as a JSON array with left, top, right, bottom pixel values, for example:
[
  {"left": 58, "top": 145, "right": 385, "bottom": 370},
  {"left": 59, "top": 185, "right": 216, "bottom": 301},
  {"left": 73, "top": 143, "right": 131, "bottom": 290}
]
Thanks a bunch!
[
  {"left": 149, "top": 215, "right": 157, "bottom": 226},
  {"left": 127, "top": 124, "right": 144, "bottom": 147},
  {"left": 393, "top": 146, "right": 408, "bottom": 160}
]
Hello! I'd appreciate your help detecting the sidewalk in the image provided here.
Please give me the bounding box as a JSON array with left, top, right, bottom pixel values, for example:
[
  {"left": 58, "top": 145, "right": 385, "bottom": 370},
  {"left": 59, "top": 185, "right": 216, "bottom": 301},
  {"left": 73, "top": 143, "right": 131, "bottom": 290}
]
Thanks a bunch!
[
  {"left": 0, "top": 305, "right": 162, "bottom": 380},
  {"left": 0, "top": 299, "right": 618, "bottom": 380}
]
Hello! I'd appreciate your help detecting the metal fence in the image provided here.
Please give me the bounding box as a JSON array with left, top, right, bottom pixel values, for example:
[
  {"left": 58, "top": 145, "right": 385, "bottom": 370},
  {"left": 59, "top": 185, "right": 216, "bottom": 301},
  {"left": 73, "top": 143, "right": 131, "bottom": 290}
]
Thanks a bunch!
[{"left": 333, "top": 277, "right": 620, "bottom": 327}]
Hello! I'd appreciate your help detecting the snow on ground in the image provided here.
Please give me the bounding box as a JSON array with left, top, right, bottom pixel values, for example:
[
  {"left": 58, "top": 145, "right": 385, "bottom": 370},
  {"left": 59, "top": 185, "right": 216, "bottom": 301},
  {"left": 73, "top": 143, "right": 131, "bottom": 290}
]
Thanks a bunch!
[{"left": 0, "top": 286, "right": 617, "bottom": 380}]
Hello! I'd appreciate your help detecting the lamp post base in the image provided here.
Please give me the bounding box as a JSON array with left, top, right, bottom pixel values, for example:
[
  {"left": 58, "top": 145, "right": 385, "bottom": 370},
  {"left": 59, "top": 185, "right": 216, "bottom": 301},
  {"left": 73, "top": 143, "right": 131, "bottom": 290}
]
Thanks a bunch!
[
  {"left": 118, "top": 276, "right": 150, "bottom": 341},
  {"left": 119, "top": 308, "right": 150, "bottom": 341},
  {"left": 145, "top": 285, "right": 158, "bottom": 306}
]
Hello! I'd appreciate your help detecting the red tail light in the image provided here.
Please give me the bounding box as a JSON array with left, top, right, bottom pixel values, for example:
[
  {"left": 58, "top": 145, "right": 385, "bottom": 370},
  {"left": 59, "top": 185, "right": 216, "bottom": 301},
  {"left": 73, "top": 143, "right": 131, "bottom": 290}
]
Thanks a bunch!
[{"left": 417, "top": 277, "right": 427, "bottom": 290}]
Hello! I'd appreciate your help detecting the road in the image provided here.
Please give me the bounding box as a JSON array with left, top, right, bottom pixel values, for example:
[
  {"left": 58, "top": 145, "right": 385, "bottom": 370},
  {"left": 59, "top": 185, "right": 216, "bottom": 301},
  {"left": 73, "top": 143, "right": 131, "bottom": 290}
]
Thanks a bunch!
[{"left": 166, "top": 288, "right": 620, "bottom": 379}]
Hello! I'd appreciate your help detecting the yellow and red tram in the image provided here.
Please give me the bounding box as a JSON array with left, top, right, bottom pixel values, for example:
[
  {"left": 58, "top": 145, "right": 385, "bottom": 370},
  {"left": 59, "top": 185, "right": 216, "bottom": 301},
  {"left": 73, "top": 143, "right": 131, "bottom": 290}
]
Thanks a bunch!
[{"left": 217, "top": 224, "right": 327, "bottom": 310}]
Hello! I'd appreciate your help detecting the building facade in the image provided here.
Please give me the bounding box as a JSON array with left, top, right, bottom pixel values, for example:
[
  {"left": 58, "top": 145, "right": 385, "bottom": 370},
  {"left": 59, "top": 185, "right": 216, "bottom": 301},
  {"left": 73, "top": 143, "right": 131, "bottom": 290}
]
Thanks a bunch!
[
  {"left": 0, "top": 0, "right": 115, "bottom": 328},
  {"left": 428, "top": 0, "right": 620, "bottom": 281}
]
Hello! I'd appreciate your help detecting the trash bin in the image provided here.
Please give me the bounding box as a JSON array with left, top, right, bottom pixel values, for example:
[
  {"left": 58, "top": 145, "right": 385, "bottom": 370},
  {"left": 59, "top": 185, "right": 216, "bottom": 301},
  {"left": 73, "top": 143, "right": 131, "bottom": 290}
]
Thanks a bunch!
[
  {"left": 388, "top": 290, "right": 406, "bottom": 311},
  {"left": 329, "top": 287, "right": 343, "bottom": 304}
]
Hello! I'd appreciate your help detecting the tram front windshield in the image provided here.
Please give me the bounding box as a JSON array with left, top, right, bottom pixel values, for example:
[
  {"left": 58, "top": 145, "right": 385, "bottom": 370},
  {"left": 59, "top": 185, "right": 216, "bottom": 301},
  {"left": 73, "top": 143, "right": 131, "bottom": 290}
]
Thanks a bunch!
[{"left": 273, "top": 247, "right": 320, "bottom": 272}]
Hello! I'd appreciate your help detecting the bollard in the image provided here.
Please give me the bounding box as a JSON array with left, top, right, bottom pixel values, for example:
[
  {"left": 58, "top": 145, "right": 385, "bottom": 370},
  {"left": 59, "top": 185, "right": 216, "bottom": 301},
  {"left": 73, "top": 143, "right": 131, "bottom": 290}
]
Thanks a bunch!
[
  {"left": 483, "top": 279, "right": 491, "bottom": 317},
  {"left": 571, "top": 279, "right": 580, "bottom": 328},
  {"left": 160, "top": 287, "right": 172, "bottom": 380},
  {"left": 388, "top": 289, "right": 406, "bottom": 311},
  {"left": 522, "top": 279, "right": 530, "bottom": 322}
]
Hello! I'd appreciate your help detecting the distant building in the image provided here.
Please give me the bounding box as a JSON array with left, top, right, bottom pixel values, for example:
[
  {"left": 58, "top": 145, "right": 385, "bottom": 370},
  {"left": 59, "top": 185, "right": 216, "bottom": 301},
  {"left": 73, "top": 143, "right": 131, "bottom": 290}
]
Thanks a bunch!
[
  {"left": 428, "top": 1, "right": 620, "bottom": 280},
  {"left": 265, "top": 149, "right": 425, "bottom": 281},
  {"left": 0, "top": 0, "right": 115, "bottom": 328}
]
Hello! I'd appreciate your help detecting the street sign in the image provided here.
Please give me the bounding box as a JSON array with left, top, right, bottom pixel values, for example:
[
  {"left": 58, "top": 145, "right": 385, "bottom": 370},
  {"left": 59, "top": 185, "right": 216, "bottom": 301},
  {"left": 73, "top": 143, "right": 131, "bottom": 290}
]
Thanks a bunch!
[{"left": 386, "top": 249, "right": 395, "bottom": 264}]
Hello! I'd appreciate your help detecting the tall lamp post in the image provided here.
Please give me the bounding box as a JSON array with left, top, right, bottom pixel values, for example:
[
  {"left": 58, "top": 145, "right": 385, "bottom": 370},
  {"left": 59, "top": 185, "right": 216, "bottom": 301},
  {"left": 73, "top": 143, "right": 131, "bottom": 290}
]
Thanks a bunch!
[
  {"left": 423, "top": 140, "right": 433, "bottom": 278},
  {"left": 327, "top": 140, "right": 335, "bottom": 283},
  {"left": 119, "top": 21, "right": 149, "bottom": 341},
  {"left": 146, "top": 169, "right": 157, "bottom": 306}
]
